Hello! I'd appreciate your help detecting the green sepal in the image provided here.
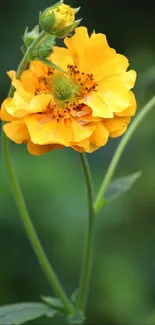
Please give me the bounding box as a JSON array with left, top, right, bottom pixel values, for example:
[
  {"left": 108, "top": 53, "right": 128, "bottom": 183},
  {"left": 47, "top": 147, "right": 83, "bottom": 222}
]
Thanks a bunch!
[
  {"left": 23, "top": 25, "right": 40, "bottom": 48},
  {"left": 20, "top": 44, "right": 27, "bottom": 55},
  {"left": 55, "top": 19, "right": 82, "bottom": 38},
  {"left": 39, "top": 10, "right": 56, "bottom": 34},
  {"left": 73, "top": 7, "right": 81, "bottom": 14},
  {"left": 32, "top": 35, "right": 55, "bottom": 59},
  {"left": 27, "top": 35, "right": 56, "bottom": 61}
]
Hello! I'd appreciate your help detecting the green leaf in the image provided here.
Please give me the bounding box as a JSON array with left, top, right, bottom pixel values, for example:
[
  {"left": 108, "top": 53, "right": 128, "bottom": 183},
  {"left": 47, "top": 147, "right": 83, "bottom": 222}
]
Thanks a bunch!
[
  {"left": 32, "top": 35, "right": 55, "bottom": 58},
  {"left": 70, "top": 289, "right": 79, "bottom": 305},
  {"left": 23, "top": 25, "right": 40, "bottom": 48},
  {"left": 67, "top": 310, "right": 85, "bottom": 325},
  {"left": 41, "top": 296, "right": 64, "bottom": 312},
  {"left": 105, "top": 171, "right": 142, "bottom": 202},
  {"left": 0, "top": 302, "right": 58, "bottom": 325},
  {"left": 36, "top": 57, "right": 64, "bottom": 72}
]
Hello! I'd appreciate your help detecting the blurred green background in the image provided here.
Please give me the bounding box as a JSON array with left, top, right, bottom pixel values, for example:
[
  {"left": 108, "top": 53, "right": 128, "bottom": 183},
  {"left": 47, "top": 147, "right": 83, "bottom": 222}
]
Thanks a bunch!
[{"left": 1, "top": 0, "right": 155, "bottom": 324}]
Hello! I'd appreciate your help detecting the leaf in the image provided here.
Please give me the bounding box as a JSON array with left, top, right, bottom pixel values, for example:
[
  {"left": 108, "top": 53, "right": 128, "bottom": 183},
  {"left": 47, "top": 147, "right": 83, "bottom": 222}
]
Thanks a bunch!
[
  {"left": 105, "top": 171, "right": 142, "bottom": 202},
  {"left": 70, "top": 289, "right": 79, "bottom": 305},
  {"left": 67, "top": 310, "right": 85, "bottom": 325},
  {"left": 36, "top": 57, "right": 64, "bottom": 72},
  {"left": 0, "top": 302, "right": 58, "bottom": 325},
  {"left": 41, "top": 296, "right": 64, "bottom": 312}
]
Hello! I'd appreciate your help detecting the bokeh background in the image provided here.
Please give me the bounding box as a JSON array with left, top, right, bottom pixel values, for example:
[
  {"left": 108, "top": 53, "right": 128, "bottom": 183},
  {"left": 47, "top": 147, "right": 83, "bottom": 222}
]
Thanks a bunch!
[{"left": 1, "top": 0, "right": 155, "bottom": 324}]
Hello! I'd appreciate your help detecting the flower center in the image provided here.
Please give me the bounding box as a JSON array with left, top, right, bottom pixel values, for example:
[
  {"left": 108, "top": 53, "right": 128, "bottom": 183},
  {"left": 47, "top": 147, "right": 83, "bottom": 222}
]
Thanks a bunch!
[
  {"left": 35, "top": 65, "right": 98, "bottom": 112},
  {"left": 50, "top": 73, "right": 80, "bottom": 102},
  {"left": 67, "top": 65, "right": 98, "bottom": 97}
]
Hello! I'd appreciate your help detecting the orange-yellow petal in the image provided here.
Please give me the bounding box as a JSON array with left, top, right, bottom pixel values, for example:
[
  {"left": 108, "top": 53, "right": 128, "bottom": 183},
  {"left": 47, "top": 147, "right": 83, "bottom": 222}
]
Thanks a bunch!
[
  {"left": 30, "top": 60, "right": 48, "bottom": 77},
  {"left": 0, "top": 99, "right": 15, "bottom": 121},
  {"left": 80, "top": 32, "right": 115, "bottom": 74},
  {"left": 107, "top": 70, "right": 137, "bottom": 90},
  {"left": 24, "top": 115, "right": 70, "bottom": 146},
  {"left": 94, "top": 54, "right": 129, "bottom": 82},
  {"left": 27, "top": 140, "right": 63, "bottom": 156},
  {"left": 3, "top": 121, "right": 30, "bottom": 144},
  {"left": 90, "top": 122, "right": 109, "bottom": 146},
  {"left": 83, "top": 92, "right": 113, "bottom": 118},
  {"left": 7, "top": 70, "right": 16, "bottom": 80},
  {"left": 7, "top": 71, "right": 33, "bottom": 101},
  {"left": 50, "top": 47, "right": 73, "bottom": 71},
  {"left": 71, "top": 145, "right": 84, "bottom": 153},
  {"left": 64, "top": 26, "right": 89, "bottom": 68},
  {"left": 104, "top": 116, "right": 131, "bottom": 138},
  {"left": 11, "top": 79, "right": 33, "bottom": 101},
  {"left": 29, "top": 94, "right": 54, "bottom": 113},
  {"left": 71, "top": 142, "right": 100, "bottom": 153},
  {"left": 98, "top": 80, "right": 132, "bottom": 113},
  {"left": 65, "top": 117, "right": 95, "bottom": 143},
  {"left": 5, "top": 92, "right": 30, "bottom": 118},
  {"left": 21, "top": 70, "right": 38, "bottom": 94},
  {"left": 71, "top": 137, "right": 89, "bottom": 152},
  {"left": 115, "top": 91, "right": 136, "bottom": 117},
  {"left": 5, "top": 93, "right": 53, "bottom": 118},
  {"left": 70, "top": 123, "right": 109, "bottom": 152}
]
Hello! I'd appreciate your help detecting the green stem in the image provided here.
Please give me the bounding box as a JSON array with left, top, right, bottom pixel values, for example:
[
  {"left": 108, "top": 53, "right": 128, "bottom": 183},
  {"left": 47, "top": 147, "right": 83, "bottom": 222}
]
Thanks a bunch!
[
  {"left": 2, "top": 134, "right": 74, "bottom": 315},
  {"left": 94, "top": 96, "right": 155, "bottom": 214},
  {"left": 2, "top": 31, "right": 74, "bottom": 315},
  {"left": 8, "top": 31, "right": 47, "bottom": 97},
  {"left": 77, "top": 153, "right": 95, "bottom": 311}
]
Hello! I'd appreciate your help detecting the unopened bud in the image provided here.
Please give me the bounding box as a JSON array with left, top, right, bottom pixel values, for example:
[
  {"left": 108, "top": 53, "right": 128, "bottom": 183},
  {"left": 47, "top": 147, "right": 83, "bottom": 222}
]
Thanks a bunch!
[{"left": 39, "top": 1, "right": 81, "bottom": 37}]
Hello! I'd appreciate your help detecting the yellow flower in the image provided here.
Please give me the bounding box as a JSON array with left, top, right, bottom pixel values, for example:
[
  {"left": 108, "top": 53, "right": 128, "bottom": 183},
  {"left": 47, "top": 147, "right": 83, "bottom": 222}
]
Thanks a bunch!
[{"left": 0, "top": 27, "right": 137, "bottom": 156}]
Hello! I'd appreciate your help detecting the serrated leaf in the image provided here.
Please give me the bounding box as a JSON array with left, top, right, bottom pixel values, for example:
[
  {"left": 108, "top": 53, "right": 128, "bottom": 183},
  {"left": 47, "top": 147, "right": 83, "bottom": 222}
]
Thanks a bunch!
[
  {"left": 105, "top": 171, "right": 142, "bottom": 202},
  {"left": 0, "top": 302, "right": 58, "bottom": 325}
]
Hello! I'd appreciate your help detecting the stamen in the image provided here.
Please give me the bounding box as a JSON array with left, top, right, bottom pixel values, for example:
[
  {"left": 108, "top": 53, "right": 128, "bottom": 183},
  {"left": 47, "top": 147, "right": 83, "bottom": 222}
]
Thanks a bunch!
[{"left": 34, "top": 64, "right": 98, "bottom": 116}]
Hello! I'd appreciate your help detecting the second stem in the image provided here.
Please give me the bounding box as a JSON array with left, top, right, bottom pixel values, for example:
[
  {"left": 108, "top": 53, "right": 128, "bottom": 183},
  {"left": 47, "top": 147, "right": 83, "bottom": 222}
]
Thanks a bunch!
[{"left": 78, "top": 153, "right": 95, "bottom": 311}]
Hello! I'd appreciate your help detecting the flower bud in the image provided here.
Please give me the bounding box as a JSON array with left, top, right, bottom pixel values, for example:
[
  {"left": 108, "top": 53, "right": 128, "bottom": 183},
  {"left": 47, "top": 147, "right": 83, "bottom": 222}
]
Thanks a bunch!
[
  {"left": 39, "top": 1, "right": 81, "bottom": 36},
  {"left": 55, "top": 19, "right": 82, "bottom": 38},
  {"left": 24, "top": 25, "right": 39, "bottom": 48}
]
